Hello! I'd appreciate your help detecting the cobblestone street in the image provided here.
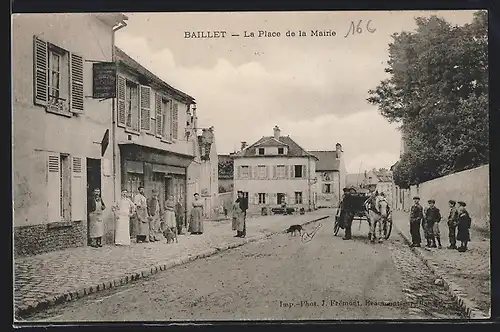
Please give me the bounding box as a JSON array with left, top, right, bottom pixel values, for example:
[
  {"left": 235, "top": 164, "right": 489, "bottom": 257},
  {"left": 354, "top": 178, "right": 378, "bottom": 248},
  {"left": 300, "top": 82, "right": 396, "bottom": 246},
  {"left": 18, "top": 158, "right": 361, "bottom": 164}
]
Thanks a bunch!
[
  {"left": 15, "top": 210, "right": 332, "bottom": 319},
  {"left": 391, "top": 210, "right": 491, "bottom": 315},
  {"left": 23, "top": 216, "right": 465, "bottom": 322}
]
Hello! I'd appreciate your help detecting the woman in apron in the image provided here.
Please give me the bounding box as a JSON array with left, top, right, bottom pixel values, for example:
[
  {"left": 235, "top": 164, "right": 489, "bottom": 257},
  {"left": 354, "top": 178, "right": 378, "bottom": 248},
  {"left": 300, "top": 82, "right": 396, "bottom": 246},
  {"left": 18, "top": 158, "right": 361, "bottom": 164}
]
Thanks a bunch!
[
  {"left": 189, "top": 193, "right": 204, "bottom": 234},
  {"left": 88, "top": 188, "right": 106, "bottom": 248},
  {"left": 163, "top": 195, "right": 177, "bottom": 235}
]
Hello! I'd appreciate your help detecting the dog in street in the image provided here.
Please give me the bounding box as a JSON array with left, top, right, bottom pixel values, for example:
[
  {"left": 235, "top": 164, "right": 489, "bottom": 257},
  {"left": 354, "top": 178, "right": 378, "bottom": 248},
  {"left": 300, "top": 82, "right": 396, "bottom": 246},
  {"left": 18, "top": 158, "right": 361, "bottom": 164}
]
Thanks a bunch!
[
  {"left": 286, "top": 224, "right": 304, "bottom": 236},
  {"left": 163, "top": 226, "right": 178, "bottom": 244}
]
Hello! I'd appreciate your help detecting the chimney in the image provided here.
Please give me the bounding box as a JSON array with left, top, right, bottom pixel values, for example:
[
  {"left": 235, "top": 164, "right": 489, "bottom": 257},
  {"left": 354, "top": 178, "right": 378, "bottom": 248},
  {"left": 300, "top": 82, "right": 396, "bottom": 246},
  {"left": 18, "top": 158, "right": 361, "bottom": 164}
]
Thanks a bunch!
[
  {"left": 273, "top": 125, "right": 281, "bottom": 140},
  {"left": 241, "top": 141, "right": 247, "bottom": 151},
  {"left": 335, "top": 143, "right": 342, "bottom": 159}
]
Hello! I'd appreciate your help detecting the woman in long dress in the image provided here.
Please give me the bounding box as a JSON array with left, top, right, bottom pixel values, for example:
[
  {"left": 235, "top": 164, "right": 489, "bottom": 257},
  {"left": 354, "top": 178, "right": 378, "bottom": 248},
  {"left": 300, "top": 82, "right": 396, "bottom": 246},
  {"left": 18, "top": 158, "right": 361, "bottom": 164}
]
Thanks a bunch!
[
  {"left": 88, "top": 188, "right": 106, "bottom": 248},
  {"left": 232, "top": 199, "right": 244, "bottom": 237},
  {"left": 189, "top": 193, "right": 204, "bottom": 235},
  {"left": 456, "top": 201, "right": 472, "bottom": 252},
  {"left": 163, "top": 195, "right": 177, "bottom": 235},
  {"left": 113, "top": 189, "right": 135, "bottom": 246}
]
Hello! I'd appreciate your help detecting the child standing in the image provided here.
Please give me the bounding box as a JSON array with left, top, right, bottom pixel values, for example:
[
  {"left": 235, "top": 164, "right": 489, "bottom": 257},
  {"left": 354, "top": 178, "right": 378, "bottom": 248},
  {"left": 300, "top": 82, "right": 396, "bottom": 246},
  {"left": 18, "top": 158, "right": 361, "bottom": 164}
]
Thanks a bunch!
[
  {"left": 424, "top": 199, "right": 441, "bottom": 248},
  {"left": 447, "top": 200, "right": 459, "bottom": 249},
  {"left": 456, "top": 201, "right": 472, "bottom": 252}
]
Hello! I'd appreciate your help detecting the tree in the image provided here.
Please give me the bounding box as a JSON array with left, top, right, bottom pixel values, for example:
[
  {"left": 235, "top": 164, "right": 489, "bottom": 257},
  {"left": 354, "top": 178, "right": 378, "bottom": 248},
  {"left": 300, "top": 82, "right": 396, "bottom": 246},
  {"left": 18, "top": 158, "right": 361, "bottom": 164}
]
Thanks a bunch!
[{"left": 368, "top": 11, "right": 488, "bottom": 182}]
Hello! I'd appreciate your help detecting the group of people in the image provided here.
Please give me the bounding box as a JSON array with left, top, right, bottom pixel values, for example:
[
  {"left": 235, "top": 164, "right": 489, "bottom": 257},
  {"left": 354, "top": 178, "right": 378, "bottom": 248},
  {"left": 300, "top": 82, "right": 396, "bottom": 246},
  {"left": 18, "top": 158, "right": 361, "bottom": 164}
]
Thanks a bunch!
[
  {"left": 87, "top": 186, "right": 207, "bottom": 248},
  {"left": 409, "top": 197, "right": 472, "bottom": 252}
]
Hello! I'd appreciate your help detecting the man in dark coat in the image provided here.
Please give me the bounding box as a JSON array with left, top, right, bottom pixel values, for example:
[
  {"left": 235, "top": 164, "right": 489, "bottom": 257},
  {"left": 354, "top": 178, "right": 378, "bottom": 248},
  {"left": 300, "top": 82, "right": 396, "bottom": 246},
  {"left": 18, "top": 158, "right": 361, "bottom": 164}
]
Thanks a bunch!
[
  {"left": 235, "top": 191, "right": 248, "bottom": 238},
  {"left": 342, "top": 187, "right": 357, "bottom": 240},
  {"left": 456, "top": 201, "right": 471, "bottom": 252},
  {"left": 424, "top": 199, "right": 441, "bottom": 248},
  {"left": 409, "top": 196, "right": 424, "bottom": 247},
  {"left": 447, "top": 200, "right": 459, "bottom": 249}
]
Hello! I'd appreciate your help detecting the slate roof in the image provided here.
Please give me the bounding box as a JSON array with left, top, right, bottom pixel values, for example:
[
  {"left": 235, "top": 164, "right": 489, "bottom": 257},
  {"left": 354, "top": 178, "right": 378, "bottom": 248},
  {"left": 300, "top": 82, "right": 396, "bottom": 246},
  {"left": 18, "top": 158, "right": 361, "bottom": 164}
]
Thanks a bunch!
[
  {"left": 374, "top": 170, "right": 393, "bottom": 182},
  {"left": 234, "top": 135, "right": 318, "bottom": 160},
  {"left": 308, "top": 151, "right": 340, "bottom": 171},
  {"left": 115, "top": 46, "right": 195, "bottom": 104}
]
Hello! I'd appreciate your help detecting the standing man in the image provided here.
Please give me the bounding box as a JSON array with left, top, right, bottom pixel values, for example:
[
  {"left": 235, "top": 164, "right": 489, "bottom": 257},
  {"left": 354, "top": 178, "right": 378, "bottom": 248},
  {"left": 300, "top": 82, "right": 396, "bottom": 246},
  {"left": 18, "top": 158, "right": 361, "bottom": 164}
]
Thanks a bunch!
[
  {"left": 447, "top": 200, "right": 459, "bottom": 249},
  {"left": 235, "top": 191, "right": 248, "bottom": 238},
  {"left": 409, "top": 196, "right": 424, "bottom": 247},
  {"left": 147, "top": 189, "right": 162, "bottom": 242},
  {"left": 424, "top": 199, "right": 441, "bottom": 248},
  {"left": 456, "top": 201, "right": 472, "bottom": 252},
  {"left": 134, "top": 186, "right": 149, "bottom": 243},
  {"left": 342, "top": 187, "right": 357, "bottom": 240},
  {"left": 175, "top": 197, "right": 185, "bottom": 235},
  {"left": 88, "top": 188, "right": 106, "bottom": 248}
]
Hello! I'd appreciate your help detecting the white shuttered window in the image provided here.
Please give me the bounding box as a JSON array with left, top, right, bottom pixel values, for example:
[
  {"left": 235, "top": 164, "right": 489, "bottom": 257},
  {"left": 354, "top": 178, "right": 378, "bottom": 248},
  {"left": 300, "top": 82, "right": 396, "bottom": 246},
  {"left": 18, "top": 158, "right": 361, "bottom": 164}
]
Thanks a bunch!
[
  {"left": 47, "top": 153, "right": 62, "bottom": 222},
  {"left": 71, "top": 156, "right": 86, "bottom": 221},
  {"left": 33, "top": 36, "right": 84, "bottom": 115}
]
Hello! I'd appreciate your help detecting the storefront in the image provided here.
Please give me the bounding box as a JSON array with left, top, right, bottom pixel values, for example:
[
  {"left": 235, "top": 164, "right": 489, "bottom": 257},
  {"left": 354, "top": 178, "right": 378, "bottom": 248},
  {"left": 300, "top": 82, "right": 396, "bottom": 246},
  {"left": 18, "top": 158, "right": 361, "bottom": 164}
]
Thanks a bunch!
[{"left": 118, "top": 142, "right": 194, "bottom": 235}]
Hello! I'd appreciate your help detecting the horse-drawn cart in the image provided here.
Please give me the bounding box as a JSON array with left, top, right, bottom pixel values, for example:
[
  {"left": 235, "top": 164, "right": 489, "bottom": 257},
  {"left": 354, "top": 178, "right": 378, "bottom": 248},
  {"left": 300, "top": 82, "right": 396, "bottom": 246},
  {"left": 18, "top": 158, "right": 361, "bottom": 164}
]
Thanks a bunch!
[{"left": 333, "top": 190, "right": 393, "bottom": 240}]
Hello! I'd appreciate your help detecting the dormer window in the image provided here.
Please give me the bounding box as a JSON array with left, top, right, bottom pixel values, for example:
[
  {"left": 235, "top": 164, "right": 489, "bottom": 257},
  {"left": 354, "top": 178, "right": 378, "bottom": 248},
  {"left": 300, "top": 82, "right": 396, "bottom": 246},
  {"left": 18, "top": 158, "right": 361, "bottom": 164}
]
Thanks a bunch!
[
  {"left": 258, "top": 148, "right": 265, "bottom": 155},
  {"left": 278, "top": 147, "right": 284, "bottom": 155}
]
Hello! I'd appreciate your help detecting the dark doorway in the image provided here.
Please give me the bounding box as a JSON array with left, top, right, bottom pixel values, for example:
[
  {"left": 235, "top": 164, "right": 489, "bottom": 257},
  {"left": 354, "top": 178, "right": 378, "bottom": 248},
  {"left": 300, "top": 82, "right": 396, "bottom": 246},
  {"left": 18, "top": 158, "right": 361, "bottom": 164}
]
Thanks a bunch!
[{"left": 86, "top": 158, "right": 101, "bottom": 244}]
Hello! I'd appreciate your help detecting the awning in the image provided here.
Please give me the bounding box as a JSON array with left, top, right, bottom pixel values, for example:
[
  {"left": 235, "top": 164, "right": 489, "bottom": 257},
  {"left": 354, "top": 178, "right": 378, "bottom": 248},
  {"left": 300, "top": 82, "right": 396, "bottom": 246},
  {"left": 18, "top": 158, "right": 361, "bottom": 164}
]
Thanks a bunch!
[{"left": 119, "top": 141, "right": 194, "bottom": 168}]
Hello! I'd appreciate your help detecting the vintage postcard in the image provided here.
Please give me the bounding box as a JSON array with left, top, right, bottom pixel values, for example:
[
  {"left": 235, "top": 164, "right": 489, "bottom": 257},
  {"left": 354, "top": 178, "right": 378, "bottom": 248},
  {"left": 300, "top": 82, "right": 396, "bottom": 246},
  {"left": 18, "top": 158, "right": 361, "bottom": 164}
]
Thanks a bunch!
[{"left": 12, "top": 10, "right": 490, "bottom": 323}]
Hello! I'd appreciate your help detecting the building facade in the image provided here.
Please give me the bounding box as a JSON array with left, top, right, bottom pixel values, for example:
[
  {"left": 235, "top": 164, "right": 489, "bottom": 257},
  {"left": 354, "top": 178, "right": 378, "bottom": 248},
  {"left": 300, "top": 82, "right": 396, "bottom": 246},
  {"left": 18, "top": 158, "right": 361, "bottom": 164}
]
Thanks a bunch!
[
  {"left": 13, "top": 13, "right": 128, "bottom": 256},
  {"left": 233, "top": 126, "right": 318, "bottom": 215},
  {"left": 309, "top": 143, "right": 347, "bottom": 208},
  {"left": 114, "top": 47, "right": 207, "bottom": 235}
]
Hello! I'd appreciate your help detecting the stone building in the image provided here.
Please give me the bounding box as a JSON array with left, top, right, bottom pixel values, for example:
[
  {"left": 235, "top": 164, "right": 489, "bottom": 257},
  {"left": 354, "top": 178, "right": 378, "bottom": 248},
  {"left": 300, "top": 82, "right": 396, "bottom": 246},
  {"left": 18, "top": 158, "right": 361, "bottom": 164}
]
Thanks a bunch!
[
  {"left": 308, "top": 144, "right": 347, "bottom": 208},
  {"left": 114, "top": 46, "right": 213, "bottom": 233},
  {"left": 232, "top": 126, "right": 319, "bottom": 214},
  {"left": 13, "top": 13, "right": 128, "bottom": 256}
]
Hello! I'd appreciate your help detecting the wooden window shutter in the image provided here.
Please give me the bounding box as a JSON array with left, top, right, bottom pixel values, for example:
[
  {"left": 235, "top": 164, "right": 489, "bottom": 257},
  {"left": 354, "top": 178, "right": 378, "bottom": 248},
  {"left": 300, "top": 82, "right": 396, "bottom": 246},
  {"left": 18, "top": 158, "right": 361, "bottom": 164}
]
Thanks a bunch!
[
  {"left": 303, "top": 164, "right": 307, "bottom": 178},
  {"left": 290, "top": 193, "right": 295, "bottom": 205},
  {"left": 155, "top": 93, "right": 162, "bottom": 137},
  {"left": 236, "top": 165, "right": 241, "bottom": 179},
  {"left": 69, "top": 53, "right": 84, "bottom": 113},
  {"left": 290, "top": 165, "right": 295, "bottom": 178},
  {"left": 254, "top": 193, "right": 259, "bottom": 205},
  {"left": 139, "top": 85, "right": 151, "bottom": 131},
  {"left": 171, "top": 102, "right": 179, "bottom": 139},
  {"left": 71, "top": 156, "right": 86, "bottom": 221},
  {"left": 117, "top": 76, "right": 126, "bottom": 127},
  {"left": 33, "top": 36, "right": 48, "bottom": 107},
  {"left": 272, "top": 165, "right": 277, "bottom": 179},
  {"left": 251, "top": 166, "right": 256, "bottom": 179},
  {"left": 265, "top": 193, "right": 269, "bottom": 204},
  {"left": 47, "top": 152, "right": 61, "bottom": 222}
]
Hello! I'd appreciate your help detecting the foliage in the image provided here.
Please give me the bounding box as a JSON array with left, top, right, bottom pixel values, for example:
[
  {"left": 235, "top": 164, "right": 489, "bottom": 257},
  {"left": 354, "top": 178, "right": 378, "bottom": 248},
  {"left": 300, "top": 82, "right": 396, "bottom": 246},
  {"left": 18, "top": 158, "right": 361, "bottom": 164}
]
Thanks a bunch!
[
  {"left": 368, "top": 11, "right": 488, "bottom": 185},
  {"left": 218, "top": 159, "right": 234, "bottom": 178},
  {"left": 218, "top": 185, "right": 227, "bottom": 193}
]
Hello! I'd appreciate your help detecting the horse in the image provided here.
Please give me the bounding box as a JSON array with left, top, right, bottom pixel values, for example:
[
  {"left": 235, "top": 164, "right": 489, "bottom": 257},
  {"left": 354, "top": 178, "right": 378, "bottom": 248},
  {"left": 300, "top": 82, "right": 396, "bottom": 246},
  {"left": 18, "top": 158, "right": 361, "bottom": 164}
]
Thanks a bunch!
[{"left": 366, "top": 197, "right": 390, "bottom": 243}]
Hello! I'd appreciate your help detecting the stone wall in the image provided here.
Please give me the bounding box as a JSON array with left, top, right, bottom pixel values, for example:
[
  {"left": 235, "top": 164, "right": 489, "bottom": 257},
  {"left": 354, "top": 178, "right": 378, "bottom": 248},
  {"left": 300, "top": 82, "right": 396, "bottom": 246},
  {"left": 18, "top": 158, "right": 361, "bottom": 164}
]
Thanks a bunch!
[{"left": 14, "top": 221, "right": 87, "bottom": 257}]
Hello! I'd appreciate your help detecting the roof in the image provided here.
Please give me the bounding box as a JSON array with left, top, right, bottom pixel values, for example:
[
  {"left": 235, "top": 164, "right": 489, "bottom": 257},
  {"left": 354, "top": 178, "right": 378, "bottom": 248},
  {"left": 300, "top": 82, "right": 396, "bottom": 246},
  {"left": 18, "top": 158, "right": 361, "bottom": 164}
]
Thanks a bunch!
[
  {"left": 346, "top": 173, "right": 365, "bottom": 187},
  {"left": 234, "top": 135, "right": 318, "bottom": 160},
  {"left": 308, "top": 151, "right": 340, "bottom": 171},
  {"left": 115, "top": 47, "right": 196, "bottom": 104},
  {"left": 372, "top": 169, "right": 393, "bottom": 182}
]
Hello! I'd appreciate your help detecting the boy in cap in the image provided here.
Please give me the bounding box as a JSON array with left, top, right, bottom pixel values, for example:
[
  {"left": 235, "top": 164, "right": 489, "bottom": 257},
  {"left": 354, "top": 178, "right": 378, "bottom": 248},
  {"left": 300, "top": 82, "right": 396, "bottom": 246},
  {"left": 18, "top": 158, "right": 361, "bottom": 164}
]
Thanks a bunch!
[
  {"left": 447, "top": 200, "right": 459, "bottom": 249},
  {"left": 456, "top": 201, "right": 471, "bottom": 252},
  {"left": 409, "top": 196, "right": 424, "bottom": 247},
  {"left": 424, "top": 199, "right": 441, "bottom": 248}
]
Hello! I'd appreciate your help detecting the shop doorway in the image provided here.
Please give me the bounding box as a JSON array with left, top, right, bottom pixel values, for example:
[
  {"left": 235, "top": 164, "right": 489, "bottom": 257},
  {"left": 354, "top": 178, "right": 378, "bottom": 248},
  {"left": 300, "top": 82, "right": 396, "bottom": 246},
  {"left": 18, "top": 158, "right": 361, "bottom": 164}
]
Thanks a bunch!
[{"left": 86, "top": 158, "right": 101, "bottom": 244}]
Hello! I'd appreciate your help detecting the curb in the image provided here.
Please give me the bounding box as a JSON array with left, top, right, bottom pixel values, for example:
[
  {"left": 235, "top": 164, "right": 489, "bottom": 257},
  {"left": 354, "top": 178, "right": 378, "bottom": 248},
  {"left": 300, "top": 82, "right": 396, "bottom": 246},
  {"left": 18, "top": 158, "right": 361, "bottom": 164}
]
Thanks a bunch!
[
  {"left": 15, "top": 214, "right": 330, "bottom": 319},
  {"left": 392, "top": 221, "right": 489, "bottom": 319}
]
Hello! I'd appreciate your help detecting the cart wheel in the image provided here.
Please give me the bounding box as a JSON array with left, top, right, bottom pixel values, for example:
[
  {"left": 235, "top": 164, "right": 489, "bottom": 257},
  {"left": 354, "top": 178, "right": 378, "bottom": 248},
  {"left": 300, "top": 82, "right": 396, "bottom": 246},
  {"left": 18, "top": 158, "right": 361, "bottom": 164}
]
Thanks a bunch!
[
  {"left": 334, "top": 217, "right": 340, "bottom": 236},
  {"left": 385, "top": 220, "right": 393, "bottom": 239}
]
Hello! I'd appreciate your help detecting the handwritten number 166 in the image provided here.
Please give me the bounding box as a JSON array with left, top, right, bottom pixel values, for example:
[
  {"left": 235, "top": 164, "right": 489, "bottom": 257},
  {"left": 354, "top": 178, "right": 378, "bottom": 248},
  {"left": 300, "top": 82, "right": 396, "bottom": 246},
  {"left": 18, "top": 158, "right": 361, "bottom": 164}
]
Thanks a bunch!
[{"left": 344, "top": 20, "right": 376, "bottom": 38}]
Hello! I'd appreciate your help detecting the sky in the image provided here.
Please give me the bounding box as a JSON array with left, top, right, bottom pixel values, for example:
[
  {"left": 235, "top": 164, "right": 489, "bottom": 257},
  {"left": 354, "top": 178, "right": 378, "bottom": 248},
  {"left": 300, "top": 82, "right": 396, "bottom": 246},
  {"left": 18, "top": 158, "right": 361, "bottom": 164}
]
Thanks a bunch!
[{"left": 115, "top": 10, "right": 477, "bottom": 174}]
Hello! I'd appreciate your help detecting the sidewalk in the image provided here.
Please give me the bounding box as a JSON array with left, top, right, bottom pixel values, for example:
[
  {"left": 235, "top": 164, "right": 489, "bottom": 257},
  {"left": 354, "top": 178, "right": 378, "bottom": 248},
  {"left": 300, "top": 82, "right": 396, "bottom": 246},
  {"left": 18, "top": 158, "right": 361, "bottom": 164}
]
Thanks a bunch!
[
  {"left": 391, "top": 210, "right": 491, "bottom": 318},
  {"left": 14, "top": 209, "right": 333, "bottom": 319}
]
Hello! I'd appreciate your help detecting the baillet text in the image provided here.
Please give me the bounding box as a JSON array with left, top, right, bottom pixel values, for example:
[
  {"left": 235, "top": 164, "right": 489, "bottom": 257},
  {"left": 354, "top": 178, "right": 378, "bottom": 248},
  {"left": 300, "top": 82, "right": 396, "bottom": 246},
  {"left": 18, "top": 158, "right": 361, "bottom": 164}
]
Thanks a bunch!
[{"left": 184, "top": 31, "right": 227, "bottom": 39}]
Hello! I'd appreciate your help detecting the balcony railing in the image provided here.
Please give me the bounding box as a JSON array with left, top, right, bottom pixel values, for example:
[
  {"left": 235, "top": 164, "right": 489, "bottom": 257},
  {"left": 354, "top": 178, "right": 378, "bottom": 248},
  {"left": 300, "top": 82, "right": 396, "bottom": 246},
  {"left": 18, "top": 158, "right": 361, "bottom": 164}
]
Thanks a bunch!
[{"left": 47, "top": 96, "right": 69, "bottom": 113}]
